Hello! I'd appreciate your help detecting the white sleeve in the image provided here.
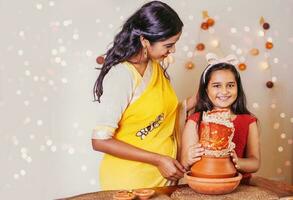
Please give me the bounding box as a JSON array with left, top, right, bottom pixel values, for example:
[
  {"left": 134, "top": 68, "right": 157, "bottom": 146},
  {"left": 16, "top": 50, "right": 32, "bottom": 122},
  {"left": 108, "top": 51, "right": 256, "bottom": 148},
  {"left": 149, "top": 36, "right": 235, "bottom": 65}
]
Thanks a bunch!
[{"left": 92, "top": 63, "right": 134, "bottom": 139}]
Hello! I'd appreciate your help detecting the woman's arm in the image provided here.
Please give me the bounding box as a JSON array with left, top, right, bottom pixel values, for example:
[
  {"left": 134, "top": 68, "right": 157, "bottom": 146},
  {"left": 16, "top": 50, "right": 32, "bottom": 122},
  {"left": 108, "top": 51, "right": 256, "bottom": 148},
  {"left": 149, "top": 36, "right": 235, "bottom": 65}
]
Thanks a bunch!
[
  {"left": 180, "top": 120, "right": 204, "bottom": 170},
  {"left": 92, "top": 138, "right": 186, "bottom": 181},
  {"left": 231, "top": 121, "right": 260, "bottom": 173}
]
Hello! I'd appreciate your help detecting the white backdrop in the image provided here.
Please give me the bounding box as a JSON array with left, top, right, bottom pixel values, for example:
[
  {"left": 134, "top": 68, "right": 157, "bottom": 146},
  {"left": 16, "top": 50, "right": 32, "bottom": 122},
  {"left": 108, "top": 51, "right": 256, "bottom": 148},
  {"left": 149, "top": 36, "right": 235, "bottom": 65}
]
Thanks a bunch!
[{"left": 0, "top": 0, "right": 292, "bottom": 199}]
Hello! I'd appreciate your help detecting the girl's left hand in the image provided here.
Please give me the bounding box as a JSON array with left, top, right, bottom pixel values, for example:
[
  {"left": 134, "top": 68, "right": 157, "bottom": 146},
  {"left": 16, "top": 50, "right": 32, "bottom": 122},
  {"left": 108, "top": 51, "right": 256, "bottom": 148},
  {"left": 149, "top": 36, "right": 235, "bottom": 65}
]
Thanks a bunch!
[{"left": 230, "top": 150, "right": 240, "bottom": 170}]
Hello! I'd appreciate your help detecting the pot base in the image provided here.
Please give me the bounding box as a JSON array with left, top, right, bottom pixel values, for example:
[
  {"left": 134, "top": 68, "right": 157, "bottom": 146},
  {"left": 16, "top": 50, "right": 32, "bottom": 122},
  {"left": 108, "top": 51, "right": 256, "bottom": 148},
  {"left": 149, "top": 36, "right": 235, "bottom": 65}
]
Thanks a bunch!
[{"left": 185, "top": 172, "right": 242, "bottom": 195}]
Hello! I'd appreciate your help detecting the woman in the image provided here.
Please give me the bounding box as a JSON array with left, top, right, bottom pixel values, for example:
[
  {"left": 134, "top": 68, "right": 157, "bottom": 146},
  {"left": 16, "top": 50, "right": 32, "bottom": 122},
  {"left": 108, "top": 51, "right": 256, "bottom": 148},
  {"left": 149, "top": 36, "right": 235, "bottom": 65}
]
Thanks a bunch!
[{"left": 92, "top": 1, "right": 196, "bottom": 190}]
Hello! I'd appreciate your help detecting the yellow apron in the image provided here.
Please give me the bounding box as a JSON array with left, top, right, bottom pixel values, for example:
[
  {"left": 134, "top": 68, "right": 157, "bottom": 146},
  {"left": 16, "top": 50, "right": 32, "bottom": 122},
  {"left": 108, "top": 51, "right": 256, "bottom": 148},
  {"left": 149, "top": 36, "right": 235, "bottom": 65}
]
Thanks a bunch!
[{"left": 99, "top": 60, "right": 178, "bottom": 190}]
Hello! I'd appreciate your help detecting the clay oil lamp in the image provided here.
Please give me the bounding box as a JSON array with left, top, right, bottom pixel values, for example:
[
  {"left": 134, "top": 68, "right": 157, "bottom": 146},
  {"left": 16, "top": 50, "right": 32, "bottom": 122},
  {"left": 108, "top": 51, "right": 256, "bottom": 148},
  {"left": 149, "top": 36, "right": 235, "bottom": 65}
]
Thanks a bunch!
[
  {"left": 185, "top": 109, "right": 242, "bottom": 194},
  {"left": 113, "top": 190, "right": 136, "bottom": 200},
  {"left": 133, "top": 189, "right": 155, "bottom": 200}
]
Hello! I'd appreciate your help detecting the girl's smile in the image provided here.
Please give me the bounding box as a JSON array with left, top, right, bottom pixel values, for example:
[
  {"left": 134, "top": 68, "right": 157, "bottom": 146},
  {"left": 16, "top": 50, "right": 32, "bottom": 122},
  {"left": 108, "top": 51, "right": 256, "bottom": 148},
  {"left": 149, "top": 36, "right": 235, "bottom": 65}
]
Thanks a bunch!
[{"left": 207, "top": 69, "right": 238, "bottom": 110}]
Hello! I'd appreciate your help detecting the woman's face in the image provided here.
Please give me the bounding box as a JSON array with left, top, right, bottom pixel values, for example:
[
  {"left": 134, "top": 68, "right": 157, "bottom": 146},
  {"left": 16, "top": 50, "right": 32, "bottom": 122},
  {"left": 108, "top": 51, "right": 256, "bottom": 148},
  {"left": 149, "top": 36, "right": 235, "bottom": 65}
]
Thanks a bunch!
[
  {"left": 206, "top": 69, "right": 238, "bottom": 110},
  {"left": 147, "top": 31, "right": 182, "bottom": 61}
]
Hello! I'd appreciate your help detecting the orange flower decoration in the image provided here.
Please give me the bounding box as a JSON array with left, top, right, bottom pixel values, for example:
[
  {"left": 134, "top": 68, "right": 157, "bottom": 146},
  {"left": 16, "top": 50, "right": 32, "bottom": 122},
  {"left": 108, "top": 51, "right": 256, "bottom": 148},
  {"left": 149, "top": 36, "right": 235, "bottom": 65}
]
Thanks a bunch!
[
  {"left": 185, "top": 61, "right": 195, "bottom": 69},
  {"left": 201, "top": 22, "right": 209, "bottom": 30},
  {"left": 207, "top": 18, "right": 215, "bottom": 27},
  {"left": 196, "top": 43, "right": 205, "bottom": 51},
  {"left": 238, "top": 63, "right": 247, "bottom": 71},
  {"left": 265, "top": 42, "right": 273, "bottom": 49},
  {"left": 96, "top": 56, "right": 105, "bottom": 64},
  {"left": 250, "top": 48, "right": 259, "bottom": 56}
]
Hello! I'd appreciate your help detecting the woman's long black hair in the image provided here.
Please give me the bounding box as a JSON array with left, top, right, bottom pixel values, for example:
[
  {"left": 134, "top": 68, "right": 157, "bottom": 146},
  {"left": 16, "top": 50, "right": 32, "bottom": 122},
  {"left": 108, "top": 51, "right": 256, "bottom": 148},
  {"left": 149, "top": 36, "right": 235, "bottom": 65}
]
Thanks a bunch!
[
  {"left": 93, "top": 1, "right": 183, "bottom": 102},
  {"left": 194, "top": 63, "right": 252, "bottom": 122}
]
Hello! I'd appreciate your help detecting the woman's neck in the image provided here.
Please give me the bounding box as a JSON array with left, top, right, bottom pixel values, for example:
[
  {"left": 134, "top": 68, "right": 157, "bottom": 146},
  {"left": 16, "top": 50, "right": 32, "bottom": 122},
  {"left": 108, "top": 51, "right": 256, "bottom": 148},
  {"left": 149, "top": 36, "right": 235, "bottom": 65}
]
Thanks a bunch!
[{"left": 128, "top": 53, "right": 149, "bottom": 76}]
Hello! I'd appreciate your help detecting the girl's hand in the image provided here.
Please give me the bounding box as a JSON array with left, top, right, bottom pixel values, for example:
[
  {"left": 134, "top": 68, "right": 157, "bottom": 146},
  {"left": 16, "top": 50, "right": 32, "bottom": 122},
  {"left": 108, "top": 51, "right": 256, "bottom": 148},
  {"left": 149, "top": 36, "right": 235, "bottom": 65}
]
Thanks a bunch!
[
  {"left": 230, "top": 150, "right": 240, "bottom": 170},
  {"left": 156, "top": 155, "right": 186, "bottom": 181},
  {"left": 185, "top": 143, "right": 204, "bottom": 169}
]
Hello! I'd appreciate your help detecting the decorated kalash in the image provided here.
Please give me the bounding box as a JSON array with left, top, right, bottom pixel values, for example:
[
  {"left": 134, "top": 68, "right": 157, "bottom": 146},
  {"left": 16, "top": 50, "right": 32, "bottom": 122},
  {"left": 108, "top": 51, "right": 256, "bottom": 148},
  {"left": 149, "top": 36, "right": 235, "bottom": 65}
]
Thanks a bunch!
[{"left": 185, "top": 109, "right": 242, "bottom": 195}]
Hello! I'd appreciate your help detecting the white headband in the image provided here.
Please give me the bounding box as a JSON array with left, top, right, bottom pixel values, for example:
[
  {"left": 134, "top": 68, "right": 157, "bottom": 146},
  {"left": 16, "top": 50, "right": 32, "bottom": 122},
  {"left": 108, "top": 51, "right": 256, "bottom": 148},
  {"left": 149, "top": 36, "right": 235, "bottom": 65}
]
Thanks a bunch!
[{"left": 203, "top": 53, "right": 239, "bottom": 83}]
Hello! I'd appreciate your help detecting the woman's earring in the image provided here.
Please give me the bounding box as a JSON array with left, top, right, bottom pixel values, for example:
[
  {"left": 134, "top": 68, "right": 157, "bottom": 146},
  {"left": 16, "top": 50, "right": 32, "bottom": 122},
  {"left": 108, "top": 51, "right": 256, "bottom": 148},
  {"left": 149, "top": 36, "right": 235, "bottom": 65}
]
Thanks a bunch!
[{"left": 143, "top": 47, "right": 148, "bottom": 58}]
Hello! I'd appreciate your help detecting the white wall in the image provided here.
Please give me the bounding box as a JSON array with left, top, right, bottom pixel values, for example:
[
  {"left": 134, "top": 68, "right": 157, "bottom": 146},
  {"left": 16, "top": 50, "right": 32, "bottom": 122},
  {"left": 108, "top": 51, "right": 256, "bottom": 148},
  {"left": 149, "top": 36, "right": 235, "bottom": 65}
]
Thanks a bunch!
[{"left": 0, "top": 0, "right": 292, "bottom": 199}]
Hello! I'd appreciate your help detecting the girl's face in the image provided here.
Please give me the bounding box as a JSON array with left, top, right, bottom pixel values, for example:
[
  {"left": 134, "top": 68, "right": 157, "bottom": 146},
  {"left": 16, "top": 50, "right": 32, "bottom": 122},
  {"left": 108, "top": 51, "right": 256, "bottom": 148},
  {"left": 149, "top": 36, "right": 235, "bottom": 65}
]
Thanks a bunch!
[
  {"left": 206, "top": 69, "right": 238, "bottom": 110},
  {"left": 147, "top": 31, "right": 182, "bottom": 61}
]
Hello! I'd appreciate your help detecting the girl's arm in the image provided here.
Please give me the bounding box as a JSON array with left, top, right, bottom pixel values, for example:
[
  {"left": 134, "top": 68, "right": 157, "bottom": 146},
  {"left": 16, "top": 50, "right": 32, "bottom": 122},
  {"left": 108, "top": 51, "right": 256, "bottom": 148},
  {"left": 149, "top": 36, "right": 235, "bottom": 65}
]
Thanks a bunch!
[
  {"left": 180, "top": 120, "right": 204, "bottom": 170},
  {"left": 92, "top": 138, "right": 186, "bottom": 181},
  {"left": 186, "top": 92, "right": 197, "bottom": 112},
  {"left": 231, "top": 121, "right": 260, "bottom": 173}
]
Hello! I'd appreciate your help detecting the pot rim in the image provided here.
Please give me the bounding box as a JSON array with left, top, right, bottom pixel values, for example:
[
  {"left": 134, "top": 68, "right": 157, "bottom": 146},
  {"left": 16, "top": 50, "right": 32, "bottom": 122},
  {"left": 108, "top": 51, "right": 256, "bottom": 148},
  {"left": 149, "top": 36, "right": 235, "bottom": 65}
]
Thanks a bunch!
[{"left": 185, "top": 171, "right": 242, "bottom": 183}]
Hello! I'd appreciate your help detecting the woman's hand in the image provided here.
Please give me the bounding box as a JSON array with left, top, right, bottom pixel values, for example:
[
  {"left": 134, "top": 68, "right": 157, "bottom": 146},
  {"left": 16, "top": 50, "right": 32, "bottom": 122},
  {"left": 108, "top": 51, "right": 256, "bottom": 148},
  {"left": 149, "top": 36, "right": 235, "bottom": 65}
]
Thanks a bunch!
[
  {"left": 184, "top": 143, "right": 204, "bottom": 169},
  {"left": 156, "top": 155, "right": 186, "bottom": 181},
  {"left": 230, "top": 150, "right": 240, "bottom": 170}
]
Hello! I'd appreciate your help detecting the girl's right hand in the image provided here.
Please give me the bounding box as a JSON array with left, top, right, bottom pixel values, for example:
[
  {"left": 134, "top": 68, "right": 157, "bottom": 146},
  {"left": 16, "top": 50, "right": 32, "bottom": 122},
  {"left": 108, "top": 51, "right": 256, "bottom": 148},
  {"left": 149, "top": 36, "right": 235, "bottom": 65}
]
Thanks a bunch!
[
  {"left": 185, "top": 143, "right": 205, "bottom": 169},
  {"left": 156, "top": 155, "right": 186, "bottom": 181}
]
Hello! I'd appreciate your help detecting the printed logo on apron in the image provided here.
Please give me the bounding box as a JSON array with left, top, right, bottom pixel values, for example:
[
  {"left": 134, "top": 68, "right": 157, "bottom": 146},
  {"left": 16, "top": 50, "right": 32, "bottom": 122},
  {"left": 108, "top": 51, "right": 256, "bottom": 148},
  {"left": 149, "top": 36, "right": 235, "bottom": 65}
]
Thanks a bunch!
[{"left": 136, "top": 113, "right": 164, "bottom": 140}]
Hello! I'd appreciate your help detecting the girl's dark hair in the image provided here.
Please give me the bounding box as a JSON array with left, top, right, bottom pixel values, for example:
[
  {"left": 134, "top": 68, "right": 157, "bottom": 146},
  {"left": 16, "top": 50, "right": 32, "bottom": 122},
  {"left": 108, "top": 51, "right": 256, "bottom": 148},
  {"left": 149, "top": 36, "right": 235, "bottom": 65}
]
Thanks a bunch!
[
  {"left": 93, "top": 1, "right": 183, "bottom": 102},
  {"left": 194, "top": 63, "right": 252, "bottom": 119}
]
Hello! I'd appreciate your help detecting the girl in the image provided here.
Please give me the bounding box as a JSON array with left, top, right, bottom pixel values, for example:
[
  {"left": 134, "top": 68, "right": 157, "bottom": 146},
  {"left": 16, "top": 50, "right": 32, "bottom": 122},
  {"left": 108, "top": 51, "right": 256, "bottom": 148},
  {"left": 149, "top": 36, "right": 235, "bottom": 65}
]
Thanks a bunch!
[
  {"left": 180, "top": 53, "right": 260, "bottom": 183},
  {"left": 92, "top": 1, "right": 196, "bottom": 190}
]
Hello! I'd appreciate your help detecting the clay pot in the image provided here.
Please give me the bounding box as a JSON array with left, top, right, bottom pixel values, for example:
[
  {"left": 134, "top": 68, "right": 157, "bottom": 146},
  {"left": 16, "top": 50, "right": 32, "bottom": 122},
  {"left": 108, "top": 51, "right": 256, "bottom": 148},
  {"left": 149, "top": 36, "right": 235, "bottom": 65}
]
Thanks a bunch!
[
  {"left": 191, "top": 155, "right": 237, "bottom": 178},
  {"left": 184, "top": 172, "right": 242, "bottom": 195}
]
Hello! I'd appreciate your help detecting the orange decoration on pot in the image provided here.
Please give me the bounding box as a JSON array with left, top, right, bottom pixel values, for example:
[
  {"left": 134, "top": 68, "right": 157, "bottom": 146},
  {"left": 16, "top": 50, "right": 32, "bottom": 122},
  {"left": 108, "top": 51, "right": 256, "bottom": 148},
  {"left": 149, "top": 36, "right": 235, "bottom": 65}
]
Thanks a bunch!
[
  {"left": 96, "top": 56, "right": 105, "bottom": 64},
  {"left": 207, "top": 18, "right": 215, "bottom": 27},
  {"left": 238, "top": 63, "right": 247, "bottom": 71},
  {"left": 196, "top": 43, "right": 205, "bottom": 51},
  {"left": 198, "top": 119, "right": 233, "bottom": 151},
  {"left": 265, "top": 42, "right": 273, "bottom": 49}
]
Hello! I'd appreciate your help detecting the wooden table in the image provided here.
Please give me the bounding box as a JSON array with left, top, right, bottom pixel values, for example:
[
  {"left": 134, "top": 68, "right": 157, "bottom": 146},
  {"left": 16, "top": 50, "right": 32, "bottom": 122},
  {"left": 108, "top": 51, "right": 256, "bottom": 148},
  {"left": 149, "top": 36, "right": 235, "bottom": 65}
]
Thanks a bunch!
[{"left": 58, "top": 176, "right": 293, "bottom": 200}]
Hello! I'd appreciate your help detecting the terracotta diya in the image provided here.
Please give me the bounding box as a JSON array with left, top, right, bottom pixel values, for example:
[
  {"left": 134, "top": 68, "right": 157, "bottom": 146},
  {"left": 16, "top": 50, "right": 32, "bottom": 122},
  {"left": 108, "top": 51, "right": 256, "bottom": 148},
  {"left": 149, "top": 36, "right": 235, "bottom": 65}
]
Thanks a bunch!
[
  {"left": 133, "top": 189, "right": 155, "bottom": 200},
  {"left": 113, "top": 190, "right": 136, "bottom": 200}
]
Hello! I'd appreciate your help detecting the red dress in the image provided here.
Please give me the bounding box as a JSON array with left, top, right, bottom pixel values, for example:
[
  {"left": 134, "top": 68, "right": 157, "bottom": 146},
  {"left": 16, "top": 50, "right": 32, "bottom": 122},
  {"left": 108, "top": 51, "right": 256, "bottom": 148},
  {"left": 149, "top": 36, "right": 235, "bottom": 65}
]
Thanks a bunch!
[{"left": 188, "top": 112, "right": 257, "bottom": 182}]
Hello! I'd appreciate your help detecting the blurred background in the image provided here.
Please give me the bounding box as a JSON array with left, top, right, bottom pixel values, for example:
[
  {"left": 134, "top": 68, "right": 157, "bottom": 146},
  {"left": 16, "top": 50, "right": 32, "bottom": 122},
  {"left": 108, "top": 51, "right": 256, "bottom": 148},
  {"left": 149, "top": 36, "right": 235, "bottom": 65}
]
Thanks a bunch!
[{"left": 0, "top": 0, "right": 292, "bottom": 199}]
